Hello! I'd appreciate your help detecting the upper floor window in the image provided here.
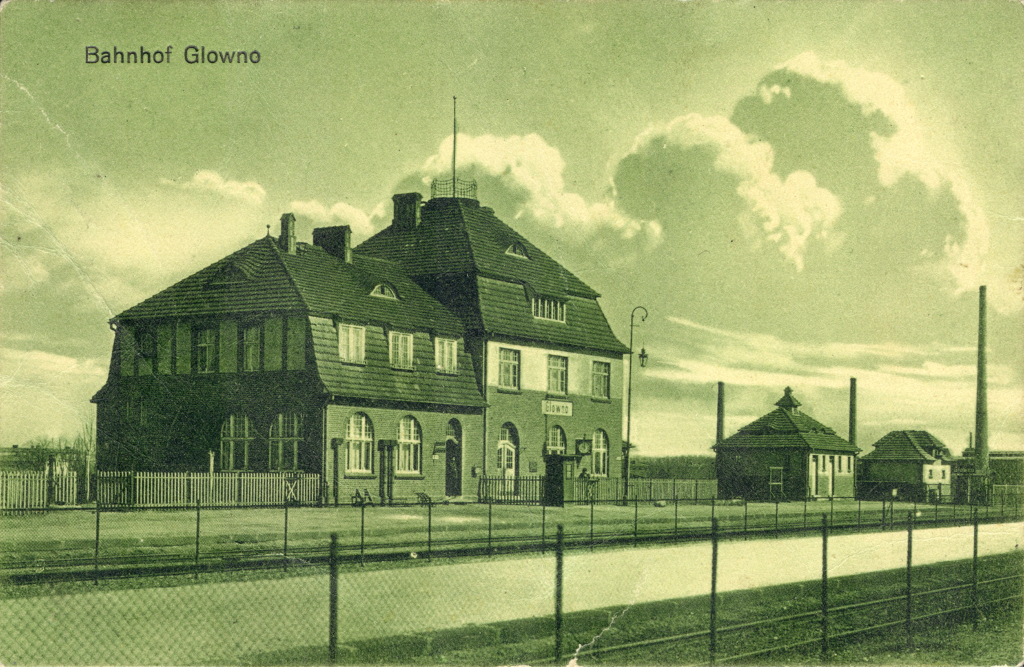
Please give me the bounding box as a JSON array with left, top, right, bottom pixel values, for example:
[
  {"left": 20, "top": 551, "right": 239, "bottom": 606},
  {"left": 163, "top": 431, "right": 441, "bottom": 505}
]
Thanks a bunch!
[
  {"left": 547, "top": 355, "right": 568, "bottom": 395},
  {"left": 592, "top": 361, "right": 611, "bottom": 399},
  {"left": 338, "top": 324, "right": 366, "bottom": 364},
  {"left": 371, "top": 283, "right": 398, "bottom": 299},
  {"left": 532, "top": 297, "right": 565, "bottom": 322},
  {"left": 389, "top": 331, "right": 414, "bottom": 369},
  {"left": 196, "top": 327, "right": 217, "bottom": 373},
  {"left": 498, "top": 348, "right": 520, "bottom": 390},
  {"left": 546, "top": 425, "right": 566, "bottom": 455},
  {"left": 346, "top": 413, "right": 374, "bottom": 474},
  {"left": 435, "top": 338, "right": 458, "bottom": 374},
  {"left": 136, "top": 329, "right": 156, "bottom": 359},
  {"left": 396, "top": 416, "right": 422, "bottom": 474},
  {"left": 506, "top": 242, "right": 529, "bottom": 259},
  {"left": 269, "top": 413, "right": 302, "bottom": 471},
  {"left": 242, "top": 324, "right": 261, "bottom": 372}
]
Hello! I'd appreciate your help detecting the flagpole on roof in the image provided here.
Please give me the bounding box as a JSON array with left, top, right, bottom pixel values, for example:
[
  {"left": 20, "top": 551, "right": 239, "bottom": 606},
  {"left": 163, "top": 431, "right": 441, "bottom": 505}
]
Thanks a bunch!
[{"left": 452, "top": 96, "right": 457, "bottom": 186}]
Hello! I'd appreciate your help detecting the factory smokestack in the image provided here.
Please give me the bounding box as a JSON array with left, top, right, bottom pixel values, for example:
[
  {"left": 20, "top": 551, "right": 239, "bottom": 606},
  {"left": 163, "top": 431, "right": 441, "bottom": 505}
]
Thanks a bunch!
[
  {"left": 716, "top": 382, "right": 725, "bottom": 444},
  {"left": 849, "top": 377, "right": 857, "bottom": 448},
  {"left": 975, "top": 285, "right": 989, "bottom": 473}
]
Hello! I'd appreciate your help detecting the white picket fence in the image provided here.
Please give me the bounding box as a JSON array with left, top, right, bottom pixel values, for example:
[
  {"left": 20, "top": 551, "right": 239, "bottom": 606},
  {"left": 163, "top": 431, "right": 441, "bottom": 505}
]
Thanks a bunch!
[
  {"left": 97, "top": 471, "right": 322, "bottom": 508},
  {"left": 0, "top": 471, "right": 78, "bottom": 509}
]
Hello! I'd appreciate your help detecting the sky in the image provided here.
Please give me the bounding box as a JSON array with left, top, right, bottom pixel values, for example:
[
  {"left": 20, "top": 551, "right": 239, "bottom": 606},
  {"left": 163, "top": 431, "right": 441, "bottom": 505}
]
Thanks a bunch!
[{"left": 1, "top": 0, "right": 1022, "bottom": 457}]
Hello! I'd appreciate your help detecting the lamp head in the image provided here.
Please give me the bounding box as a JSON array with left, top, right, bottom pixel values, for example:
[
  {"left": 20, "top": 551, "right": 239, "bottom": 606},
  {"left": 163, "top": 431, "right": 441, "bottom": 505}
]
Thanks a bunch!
[{"left": 638, "top": 347, "right": 648, "bottom": 368}]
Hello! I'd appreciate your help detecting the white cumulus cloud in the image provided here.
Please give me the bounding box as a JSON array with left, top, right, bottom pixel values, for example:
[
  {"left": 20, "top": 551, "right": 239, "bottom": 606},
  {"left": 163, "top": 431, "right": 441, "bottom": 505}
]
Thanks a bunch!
[
  {"left": 635, "top": 113, "right": 842, "bottom": 270},
  {"left": 420, "top": 133, "right": 662, "bottom": 246},
  {"left": 780, "top": 52, "right": 993, "bottom": 303},
  {"left": 288, "top": 199, "right": 377, "bottom": 242},
  {"left": 162, "top": 170, "right": 267, "bottom": 206}
]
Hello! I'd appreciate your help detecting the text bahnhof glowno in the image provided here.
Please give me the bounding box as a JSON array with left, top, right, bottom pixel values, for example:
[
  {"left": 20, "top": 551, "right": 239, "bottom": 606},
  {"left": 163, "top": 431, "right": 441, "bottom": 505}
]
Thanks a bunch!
[{"left": 85, "top": 46, "right": 261, "bottom": 65}]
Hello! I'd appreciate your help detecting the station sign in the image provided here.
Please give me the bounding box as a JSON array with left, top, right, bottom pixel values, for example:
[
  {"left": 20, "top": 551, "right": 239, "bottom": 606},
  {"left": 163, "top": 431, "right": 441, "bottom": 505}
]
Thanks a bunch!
[{"left": 542, "top": 400, "right": 573, "bottom": 416}]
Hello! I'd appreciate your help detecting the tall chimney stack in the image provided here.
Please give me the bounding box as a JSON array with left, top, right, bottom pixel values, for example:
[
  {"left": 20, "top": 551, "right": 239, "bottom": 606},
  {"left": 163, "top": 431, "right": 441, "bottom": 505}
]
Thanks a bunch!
[
  {"left": 279, "top": 213, "right": 297, "bottom": 254},
  {"left": 849, "top": 377, "right": 857, "bottom": 448},
  {"left": 716, "top": 381, "right": 725, "bottom": 444},
  {"left": 975, "top": 285, "right": 989, "bottom": 473}
]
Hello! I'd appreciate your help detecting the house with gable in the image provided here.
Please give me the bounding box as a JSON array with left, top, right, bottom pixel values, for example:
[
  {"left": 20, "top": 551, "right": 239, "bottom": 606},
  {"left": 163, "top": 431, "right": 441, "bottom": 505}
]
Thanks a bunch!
[
  {"left": 858, "top": 430, "right": 953, "bottom": 502},
  {"left": 357, "top": 186, "right": 628, "bottom": 500},
  {"left": 714, "top": 387, "right": 860, "bottom": 501},
  {"left": 93, "top": 214, "right": 485, "bottom": 505},
  {"left": 93, "top": 178, "right": 627, "bottom": 504}
]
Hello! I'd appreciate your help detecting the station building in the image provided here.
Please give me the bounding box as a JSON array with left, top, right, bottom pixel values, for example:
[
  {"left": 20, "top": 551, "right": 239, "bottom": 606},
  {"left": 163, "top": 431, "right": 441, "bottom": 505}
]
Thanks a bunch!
[{"left": 92, "top": 180, "right": 626, "bottom": 504}]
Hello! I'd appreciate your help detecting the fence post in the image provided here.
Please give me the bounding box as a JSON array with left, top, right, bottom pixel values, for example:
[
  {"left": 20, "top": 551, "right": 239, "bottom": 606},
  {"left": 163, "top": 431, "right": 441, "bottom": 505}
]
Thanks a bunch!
[
  {"left": 905, "top": 511, "right": 914, "bottom": 651},
  {"left": 329, "top": 532, "right": 338, "bottom": 666},
  {"left": 488, "top": 501, "right": 493, "bottom": 556},
  {"left": 554, "top": 524, "right": 564, "bottom": 664},
  {"left": 283, "top": 502, "right": 289, "bottom": 572},
  {"left": 541, "top": 504, "right": 546, "bottom": 554},
  {"left": 743, "top": 500, "right": 748, "bottom": 538},
  {"left": 674, "top": 493, "right": 679, "bottom": 542},
  {"left": 590, "top": 498, "right": 595, "bottom": 551},
  {"left": 360, "top": 503, "right": 365, "bottom": 567},
  {"left": 195, "top": 495, "right": 201, "bottom": 577},
  {"left": 830, "top": 496, "right": 834, "bottom": 528},
  {"left": 427, "top": 501, "right": 432, "bottom": 562},
  {"left": 94, "top": 497, "right": 101, "bottom": 585},
  {"left": 857, "top": 500, "right": 861, "bottom": 532},
  {"left": 775, "top": 500, "right": 779, "bottom": 536},
  {"left": 710, "top": 517, "right": 718, "bottom": 665},
  {"left": 803, "top": 498, "right": 807, "bottom": 530},
  {"left": 821, "top": 513, "right": 829, "bottom": 663},
  {"left": 972, "top": 507, "right": 979, "bottom": 629},
  {"left": 633, "top": 495, "right": 639, "bottom": 547}
]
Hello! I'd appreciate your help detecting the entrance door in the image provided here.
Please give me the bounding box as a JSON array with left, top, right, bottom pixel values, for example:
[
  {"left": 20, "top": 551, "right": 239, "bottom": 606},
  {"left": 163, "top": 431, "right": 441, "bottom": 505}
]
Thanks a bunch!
[
  {"left": 497, "top": 423, "right": 519, "bottom": 498},
  {"left": 544, "top": 456, "right": 565, "bottom": 507},
  {"left": 445, "top": 420, "right": 462, "bottom": 497}
]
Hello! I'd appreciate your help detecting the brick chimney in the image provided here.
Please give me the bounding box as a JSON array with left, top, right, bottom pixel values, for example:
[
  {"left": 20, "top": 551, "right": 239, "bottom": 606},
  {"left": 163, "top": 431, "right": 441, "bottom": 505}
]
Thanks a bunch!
[
  {"left": 392, "top": 193, "right": 423, "bottom": 230},
  {"left": 279, "top": 213, "right": 297, "bottom": 254},
  {"left": 313, "top": 225, "right": 353, "bottom": 264}
]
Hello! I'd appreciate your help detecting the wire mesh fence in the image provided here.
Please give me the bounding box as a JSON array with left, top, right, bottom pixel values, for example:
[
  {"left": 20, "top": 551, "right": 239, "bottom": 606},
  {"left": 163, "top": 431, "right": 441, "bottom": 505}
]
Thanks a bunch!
[{"left": 2, "top": 508, "right": 1019, "bottom": 666}]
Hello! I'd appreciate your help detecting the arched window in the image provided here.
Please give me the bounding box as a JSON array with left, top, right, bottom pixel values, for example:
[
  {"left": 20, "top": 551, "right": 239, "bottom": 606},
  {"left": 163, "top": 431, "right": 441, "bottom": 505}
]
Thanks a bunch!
[
  {"left": 497, "top": 423, "right": 519, "bottom": 479},
  {"left": 592, "top": 429, "right": 609, "bottom": 477},
  {"left": 220, "top": 414, "right": 252, "bottom": 471},
  {"left": 546, "top": 425, "right": 566, "bottom": 455},
  {"left": 396, "top": 416, "right": 422, "bottom": 474},
  {"left": 269, "top": 413, "right": 302, "bottom": 471},
  {"left": 346, "top": 413, "right": 374, "bottom": 474},
  {"left": 446, "top": 419, "right": 461, "bottom": 444},
  {"left": 371, "top": 283, "right": 398, "bottom": 299}
]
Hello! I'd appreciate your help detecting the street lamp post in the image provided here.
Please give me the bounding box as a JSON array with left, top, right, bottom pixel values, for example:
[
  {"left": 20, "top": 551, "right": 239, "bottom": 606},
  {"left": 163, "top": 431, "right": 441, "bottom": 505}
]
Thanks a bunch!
[{"left": 624, "top": 306, "right": 648, "bottom": 504}]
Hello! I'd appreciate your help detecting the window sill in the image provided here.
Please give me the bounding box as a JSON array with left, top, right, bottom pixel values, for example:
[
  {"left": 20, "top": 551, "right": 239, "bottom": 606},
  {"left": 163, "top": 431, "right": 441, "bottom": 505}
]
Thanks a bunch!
[
  {"left": 390, "top": 366, "right": 415, "bottom": 372},
  {"left": 394, "top": 473, "right": 425, "bottom": 480},
  {"left": 344, "top": 472, "right": 376, "bottom": 479},
  {"left": 545, "top": 394, "right": 569, "bottom": 400},
  {"left": 495, "top": 387, "right": 522, "bottom": 395},
  {"left": 590, "top": 397, "right": 612, "bottom": 403},
  {"left": 435, "top": 370, "right": 459, "bottom": 376},
  {"left": 338, "top": 360, "right": 366, "bottom": 367}
]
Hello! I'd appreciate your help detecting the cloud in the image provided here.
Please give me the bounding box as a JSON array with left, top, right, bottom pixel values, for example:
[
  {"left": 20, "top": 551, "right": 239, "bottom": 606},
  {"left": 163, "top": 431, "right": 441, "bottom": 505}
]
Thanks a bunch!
[
  {"left": 419, "top": 133, "right": 663, "bottom": 247},
  {"left": 776, "top": 53, "right": 993, "bottom": 306},
  {"left": 161, "top": 170, "right": 267, "bottom": 206},
  {"left": 288, "top": 199, "right": 377, "bottom": 241},
  {"left": 625, "top": 113, "right": 842, "bottom": 270}
]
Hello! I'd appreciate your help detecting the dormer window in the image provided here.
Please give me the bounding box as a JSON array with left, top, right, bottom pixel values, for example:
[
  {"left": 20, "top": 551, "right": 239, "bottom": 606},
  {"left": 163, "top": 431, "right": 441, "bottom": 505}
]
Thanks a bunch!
[
  {"left": 532, "top": 297, "right": 565, "bottom": 322},
  {"left": 506, "top": 243, "right": 529, "bottom": 259},
  {"left": 371, "top": 284, "right": 398, "bottom": 299}
]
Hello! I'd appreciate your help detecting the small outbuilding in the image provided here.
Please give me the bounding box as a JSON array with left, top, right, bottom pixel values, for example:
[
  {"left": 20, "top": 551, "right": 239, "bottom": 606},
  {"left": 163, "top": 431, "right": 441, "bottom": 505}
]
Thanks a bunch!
[
  {"left": 714, "top": 387, "right": 859, "bottom": 501},
  {"left": 858, "top": 430, "right": 953, "bottom": 503}
]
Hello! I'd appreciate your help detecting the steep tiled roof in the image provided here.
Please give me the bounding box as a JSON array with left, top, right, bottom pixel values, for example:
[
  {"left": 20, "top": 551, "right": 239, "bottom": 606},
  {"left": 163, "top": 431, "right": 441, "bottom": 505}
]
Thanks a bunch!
[
  {"left": 717, "top": 389, "right": 859, "bottom": 453},
  {"left": 359, "top": 197, "right": 599, "bottom": 298},
  {"left": 112, "top": 235, "right": 484, "bottom": 407},
  {"left": 862, "top": 431, "right": 952, "bottom": 461},
  {"left": 357, "top": 196, "right": 627, "bottom": 354},
  {"left": 116, "top": 237, "right": 304, "bottom": 320}
]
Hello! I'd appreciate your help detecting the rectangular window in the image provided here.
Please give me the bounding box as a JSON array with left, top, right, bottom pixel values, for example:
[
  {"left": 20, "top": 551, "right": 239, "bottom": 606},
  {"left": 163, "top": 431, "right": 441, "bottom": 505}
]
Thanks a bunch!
[
  {"left": 498, "top": 348, "right": 520, "bottom": 390},
  {"left": 397, "top": 418, "right": 421, "bottom": 474},
  {"left": 591, "top": 361, "right": 611, "bottom": 399},
  {"left": 941, "top": 468, "right": 947, "bottom": 480},
  {"left": 242, "top": 324, "right": 261, "bottom": 371},
  {"left": 196, "top": 328, "right": 217, "bottom": 373},
  {"left": 435, "top": 338, "right": 458, "bottom": 374},
  {"left": 928, "top": 469, "right": 934, "bottom": 480},
  {"left": 838, "top": 456, "right": 842, "bottom": 473},
  {"left": 389, "top": 331, "right": 414, "bottom": 369},
  {"left": 338, "top": 324, "right": 366, "bottom": 364},
  {"left": 532, "top": 297, "right": 566, "bottom": 322},
  {"left": 547, "top": 355, "right": 568, "bottom": 395}
]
